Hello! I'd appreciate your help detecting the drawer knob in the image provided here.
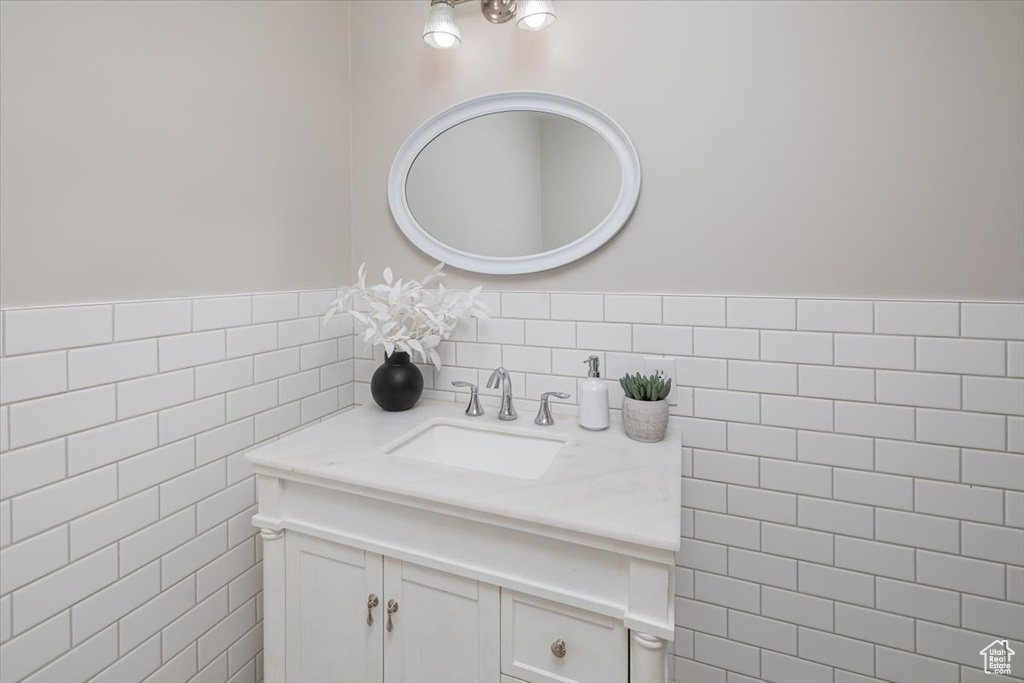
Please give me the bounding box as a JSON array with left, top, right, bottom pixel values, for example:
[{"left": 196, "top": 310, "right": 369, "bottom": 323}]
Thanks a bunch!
[{"left": 551, "top": 638, "right": 567, "bottom": 658}]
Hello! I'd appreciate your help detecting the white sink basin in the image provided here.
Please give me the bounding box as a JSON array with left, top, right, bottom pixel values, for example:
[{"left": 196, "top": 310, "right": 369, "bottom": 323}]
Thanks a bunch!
[{"left": 384, "top": 419, "right": 565, "bottom": 480}]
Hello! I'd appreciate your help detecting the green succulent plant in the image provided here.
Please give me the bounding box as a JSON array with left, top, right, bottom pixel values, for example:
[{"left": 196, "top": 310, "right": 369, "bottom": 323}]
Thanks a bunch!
[{"left": 620, "top": 371, "right": 672, "bottom": 402}]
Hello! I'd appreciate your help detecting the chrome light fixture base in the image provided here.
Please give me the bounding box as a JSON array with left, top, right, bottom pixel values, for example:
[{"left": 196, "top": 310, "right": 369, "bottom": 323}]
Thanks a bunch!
[{"left": 481, "top": 0, "right": 517, "bottom": 24}]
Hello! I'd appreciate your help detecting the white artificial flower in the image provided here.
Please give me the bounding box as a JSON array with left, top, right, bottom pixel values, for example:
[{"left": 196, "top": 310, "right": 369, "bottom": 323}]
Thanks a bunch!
[{"left": 323, "top": 262, "right": 488, "bottom": 370}]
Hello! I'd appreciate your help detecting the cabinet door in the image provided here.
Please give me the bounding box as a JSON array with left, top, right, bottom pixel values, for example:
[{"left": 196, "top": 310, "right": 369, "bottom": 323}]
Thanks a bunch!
[
  {"left": 383, "top": 558, "right": 500, "bottom": 683},
  {"left": 285, "top": 533, "right": 384, "bottom": 683}
]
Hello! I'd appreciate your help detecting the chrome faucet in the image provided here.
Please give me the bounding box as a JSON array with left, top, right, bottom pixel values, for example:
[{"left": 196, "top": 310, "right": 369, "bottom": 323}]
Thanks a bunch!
[{"left": 486, "top": 366, "right": 517, "bottom": 421}]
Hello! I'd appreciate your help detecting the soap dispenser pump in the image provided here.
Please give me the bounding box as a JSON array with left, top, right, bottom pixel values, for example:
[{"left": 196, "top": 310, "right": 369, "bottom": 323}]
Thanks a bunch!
[{"left": 578, "top": 355, "right": 610, "bottom": 431}]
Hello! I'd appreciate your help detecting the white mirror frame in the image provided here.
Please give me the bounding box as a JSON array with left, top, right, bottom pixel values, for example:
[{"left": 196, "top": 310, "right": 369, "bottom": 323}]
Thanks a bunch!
[{"left": 388, "top": 91, "right": 641, "bottom": 275}]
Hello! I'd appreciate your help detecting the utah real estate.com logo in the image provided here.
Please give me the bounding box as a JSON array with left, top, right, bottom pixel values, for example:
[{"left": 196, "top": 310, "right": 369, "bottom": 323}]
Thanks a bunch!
[{"left": 980, "top": 639, "right": 1015, "bottom": 676}]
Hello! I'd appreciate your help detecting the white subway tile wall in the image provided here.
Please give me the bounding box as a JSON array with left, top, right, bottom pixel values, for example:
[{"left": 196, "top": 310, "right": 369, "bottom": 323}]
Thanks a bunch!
[
  {"left": 2, "top": 292, "right": 1022, "bottom": 681},
  {"left": 350, "top": 294, "right": 1024, "bottom": 683},
  {"left": 0, "top": 291, "right": 354, "bottom": 682}
]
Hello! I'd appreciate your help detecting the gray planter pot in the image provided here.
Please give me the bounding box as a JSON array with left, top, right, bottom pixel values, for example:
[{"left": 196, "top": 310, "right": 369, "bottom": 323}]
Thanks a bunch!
[{"left": 622, "top": 397, "right": 669, "bottom": 443}]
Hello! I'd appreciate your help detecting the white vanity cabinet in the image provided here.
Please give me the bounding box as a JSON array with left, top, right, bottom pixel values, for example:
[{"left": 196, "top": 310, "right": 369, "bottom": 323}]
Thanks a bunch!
[
  {"left": 283, "top": 532, "right": 500, "bottom": 683},
  {"left": 276, "top": 530, "right": 629, "bottom": 683},
  {"left": 247, "top": 402, "right": 680, "bottom": 683}
]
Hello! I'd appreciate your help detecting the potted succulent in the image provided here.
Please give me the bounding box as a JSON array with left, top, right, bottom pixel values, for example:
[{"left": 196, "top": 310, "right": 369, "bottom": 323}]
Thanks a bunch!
[
  {"left": 619, "top": 371, "right": 672, "bottom": 442},
  {"left": 324, "top": 262, "right": 487, "bottom": 412}
]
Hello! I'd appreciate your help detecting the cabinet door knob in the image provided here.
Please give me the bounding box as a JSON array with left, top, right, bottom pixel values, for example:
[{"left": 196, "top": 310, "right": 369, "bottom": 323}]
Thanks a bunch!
[
  {"left": 386, "top": 599, "right": 399, "bottom": 632},
  {"left": 551, "top": 638, "right": 566, "bottom": 658},
  {"left": 366, "top": 594, "right": 379, "bottom": 627}
]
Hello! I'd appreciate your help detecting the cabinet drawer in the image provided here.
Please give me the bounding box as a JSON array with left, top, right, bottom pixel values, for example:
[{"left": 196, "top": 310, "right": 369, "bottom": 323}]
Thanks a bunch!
[{"left": 500, "top": 591, "right": 627, "bottom": 683}]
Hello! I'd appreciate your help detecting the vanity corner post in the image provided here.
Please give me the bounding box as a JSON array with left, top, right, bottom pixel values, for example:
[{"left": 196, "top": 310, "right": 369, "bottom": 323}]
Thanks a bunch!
[
  {"left": 629, "top": 630, "right": 668, "bottom": 683},
  {"left": 260, "top": 527, "right": 287, "bottom": 683}
]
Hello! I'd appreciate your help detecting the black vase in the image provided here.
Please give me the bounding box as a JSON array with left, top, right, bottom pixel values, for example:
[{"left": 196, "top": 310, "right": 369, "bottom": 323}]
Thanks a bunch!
[{"left": 370, "top": 352, "right": 424, "bottom": 412}]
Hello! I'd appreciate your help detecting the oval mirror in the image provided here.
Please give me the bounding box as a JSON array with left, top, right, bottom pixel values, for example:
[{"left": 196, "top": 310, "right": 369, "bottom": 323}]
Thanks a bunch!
[{"left": 388, "top": 92, "right": 641, "bottom": 274}]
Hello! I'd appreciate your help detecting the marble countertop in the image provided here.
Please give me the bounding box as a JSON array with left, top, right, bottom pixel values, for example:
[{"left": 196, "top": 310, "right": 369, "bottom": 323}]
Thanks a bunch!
[{"left": 245, "top": 399, "right": 681, "bottom": 552}]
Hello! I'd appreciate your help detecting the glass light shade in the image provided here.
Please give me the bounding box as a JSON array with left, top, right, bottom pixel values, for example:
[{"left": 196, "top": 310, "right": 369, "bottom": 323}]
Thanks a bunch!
[
  {"left": 423, "top": 2, "right": 461, "bottom": 49},
  {"left": 516, "top": 0, "right": 556, "bottom": 31}
]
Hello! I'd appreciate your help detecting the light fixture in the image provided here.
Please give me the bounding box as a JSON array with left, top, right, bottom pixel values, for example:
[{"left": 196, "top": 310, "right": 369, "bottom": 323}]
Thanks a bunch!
[
  {"left": 423, "top": 0, "right": 555, "bottom": 49},
  {"left": 516, "top": 0, "right": 556, "bottom": 31},
  {"left": 423, "top": 0, "right": 461, "bottom": 50}
]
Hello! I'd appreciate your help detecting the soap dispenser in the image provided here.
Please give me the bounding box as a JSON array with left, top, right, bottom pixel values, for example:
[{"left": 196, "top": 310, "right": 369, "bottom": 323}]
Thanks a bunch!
[{"left": 579, "top": 355, "right": 610, "bottom": 431}]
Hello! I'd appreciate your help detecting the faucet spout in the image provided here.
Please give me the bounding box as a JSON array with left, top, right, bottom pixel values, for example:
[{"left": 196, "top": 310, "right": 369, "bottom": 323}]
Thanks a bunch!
[
  {"left": 486, "top": 367, "right": 505, "bottom": 390},
  {"left": 487, "top": 367, "right": 517, "bottom": 421}
]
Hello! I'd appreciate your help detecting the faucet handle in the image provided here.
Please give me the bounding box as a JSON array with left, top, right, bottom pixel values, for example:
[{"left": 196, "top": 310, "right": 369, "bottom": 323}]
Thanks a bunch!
[
  {"left": 535, "top": 391, "right": 571, "bottom": 426},
  {"left": 541, "top": 391, "right": 571, "bottom": 400},
  {"left": 451, "top": 382, "right": 484, "bottom": 417}
]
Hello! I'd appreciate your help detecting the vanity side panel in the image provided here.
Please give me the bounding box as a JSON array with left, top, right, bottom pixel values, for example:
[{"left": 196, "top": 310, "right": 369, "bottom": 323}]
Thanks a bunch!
[
  {"left": 261, "top": 528, "right": 286, "bottom": 683},
  {"left": 627, "top": 559, "right": 674, "bottom": 635},
  {"left": 630, "top": 631, "right": 669, "bottom": 683},
  {"left": 257, "top": 474, "right": 283, "bottom": 523}
]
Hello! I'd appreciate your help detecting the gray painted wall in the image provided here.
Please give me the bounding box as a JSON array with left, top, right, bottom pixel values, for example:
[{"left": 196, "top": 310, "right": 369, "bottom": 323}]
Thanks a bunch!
[
  {"left": 351, "top": 0, "right": 1024, "bottom": 300},
  {"left": 0, "top": 1, "right": 352, "bottom": 307}
]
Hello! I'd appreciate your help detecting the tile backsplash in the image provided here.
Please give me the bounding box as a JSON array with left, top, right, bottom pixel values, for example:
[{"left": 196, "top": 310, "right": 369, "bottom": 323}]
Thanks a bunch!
[
  {"left": 0, "top": 291, "right": 354, "bottom": 682},
  {"left": 1, "top": 289, "right": 1021, "bottom": 683},
  {"left": 353, "top": 292, "right": 1024, "bottom": 683}
]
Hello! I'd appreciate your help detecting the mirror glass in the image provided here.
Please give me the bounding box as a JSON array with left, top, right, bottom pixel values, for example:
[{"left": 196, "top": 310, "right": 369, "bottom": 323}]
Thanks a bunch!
[{"left": 405, "top": 111, "right": 621, "bottom": 258}]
